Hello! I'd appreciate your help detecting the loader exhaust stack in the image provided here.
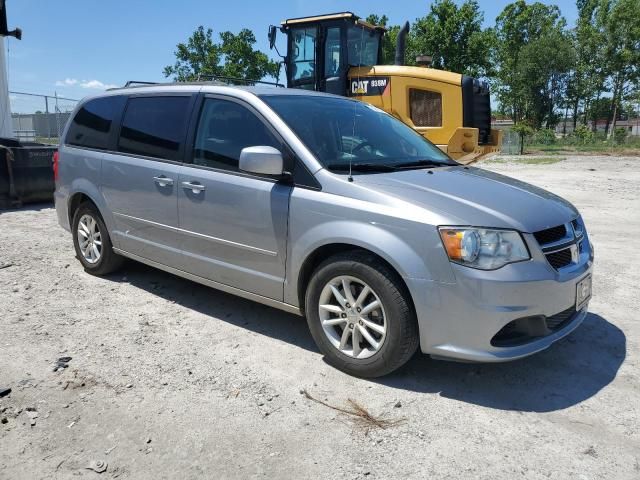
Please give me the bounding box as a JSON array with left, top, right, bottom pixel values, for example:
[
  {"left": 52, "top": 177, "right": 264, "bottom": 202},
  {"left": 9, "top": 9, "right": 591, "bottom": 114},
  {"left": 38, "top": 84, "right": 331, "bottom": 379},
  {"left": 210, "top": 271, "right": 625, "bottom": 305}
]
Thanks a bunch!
[{"left": 394, "top": 22, "right": 410, "bottom": 66}]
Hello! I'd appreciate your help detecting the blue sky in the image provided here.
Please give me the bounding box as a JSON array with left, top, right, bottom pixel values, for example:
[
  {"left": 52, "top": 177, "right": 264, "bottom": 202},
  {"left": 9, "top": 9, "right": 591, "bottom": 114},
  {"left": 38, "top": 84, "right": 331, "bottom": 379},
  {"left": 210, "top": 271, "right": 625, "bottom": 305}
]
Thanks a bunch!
[{"left": 6, "top": 0, "right": 577, "bottom": 111}]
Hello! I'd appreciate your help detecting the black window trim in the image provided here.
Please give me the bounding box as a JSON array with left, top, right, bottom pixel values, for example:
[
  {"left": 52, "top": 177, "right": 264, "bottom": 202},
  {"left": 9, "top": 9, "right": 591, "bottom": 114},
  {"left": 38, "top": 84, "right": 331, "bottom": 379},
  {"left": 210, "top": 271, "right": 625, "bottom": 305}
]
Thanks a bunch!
[
  {"left": 183, "top": 93, "right": 321, "bottom": 190},
  {"left": 112, "top": 92, "right": 199, "bottom": 165},
  {"left": 62, "top": 91, "right": 321, "bottom": 190}
]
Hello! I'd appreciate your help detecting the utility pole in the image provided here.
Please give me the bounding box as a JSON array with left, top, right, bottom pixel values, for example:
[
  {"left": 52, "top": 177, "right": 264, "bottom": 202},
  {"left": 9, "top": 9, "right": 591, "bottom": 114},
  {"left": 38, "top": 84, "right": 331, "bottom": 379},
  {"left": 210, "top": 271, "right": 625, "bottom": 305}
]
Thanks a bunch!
[{"left": 0, "top": 0, "right": 22, "bottom": 139}]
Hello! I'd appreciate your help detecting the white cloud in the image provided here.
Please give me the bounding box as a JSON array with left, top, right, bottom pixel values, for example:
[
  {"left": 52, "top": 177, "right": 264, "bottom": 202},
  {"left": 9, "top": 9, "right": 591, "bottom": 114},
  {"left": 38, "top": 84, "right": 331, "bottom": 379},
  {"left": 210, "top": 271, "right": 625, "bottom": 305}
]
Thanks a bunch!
[
  {"left": 55, "top": 78, "right": 78, "bottom": 87},
  {"left": 79, "top": 79, "right": 119, "bottom": 90},
  {"left": 54, "top": 78, "right": 119, "bottom": 90}
]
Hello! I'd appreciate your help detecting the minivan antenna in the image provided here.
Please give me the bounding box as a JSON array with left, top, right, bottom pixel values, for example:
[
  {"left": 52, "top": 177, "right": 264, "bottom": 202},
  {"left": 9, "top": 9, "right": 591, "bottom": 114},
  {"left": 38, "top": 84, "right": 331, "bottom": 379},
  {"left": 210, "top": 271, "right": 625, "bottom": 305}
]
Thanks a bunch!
[{"left": 348, "top": 23, "right": 366, "bottom": 183}]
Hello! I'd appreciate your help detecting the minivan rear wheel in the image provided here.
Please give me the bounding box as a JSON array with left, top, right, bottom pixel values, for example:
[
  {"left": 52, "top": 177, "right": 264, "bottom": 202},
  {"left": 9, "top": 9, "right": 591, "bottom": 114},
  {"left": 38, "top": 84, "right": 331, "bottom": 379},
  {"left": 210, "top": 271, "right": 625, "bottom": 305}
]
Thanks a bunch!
[
  {"left": 72, "top": 202, "right": 124, "bottom": 275},
  {"left": 305, "top": 251, "right": 419, "bottom": 377}
]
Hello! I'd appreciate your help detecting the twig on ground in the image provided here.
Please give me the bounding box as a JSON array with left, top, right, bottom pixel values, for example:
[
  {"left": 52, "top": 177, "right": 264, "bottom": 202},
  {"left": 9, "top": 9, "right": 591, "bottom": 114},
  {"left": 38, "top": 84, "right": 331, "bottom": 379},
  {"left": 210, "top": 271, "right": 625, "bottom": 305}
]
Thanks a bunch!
[{"left": 301, "top": 389, "right": 404, "bottom": 431}]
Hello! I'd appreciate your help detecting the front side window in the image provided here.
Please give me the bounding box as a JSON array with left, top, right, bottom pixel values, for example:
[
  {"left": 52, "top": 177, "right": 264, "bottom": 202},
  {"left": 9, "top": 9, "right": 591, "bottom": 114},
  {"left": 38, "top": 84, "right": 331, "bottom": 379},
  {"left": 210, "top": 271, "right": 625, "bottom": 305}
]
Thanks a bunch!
[
  {"left": 192, "top": 98, "right": 280, "bottom": 172},
  {"left": 261, "top": 95, "right": 453, "bottom": 172},
  {"left": 117, "top": 96, "right": 191, "bottom": 161},
  {"left": 66, "top": 96, "right": 124, "bottom": 150},
  {"left": 290, "top": 27, "right": 316, "bottom": 85}
]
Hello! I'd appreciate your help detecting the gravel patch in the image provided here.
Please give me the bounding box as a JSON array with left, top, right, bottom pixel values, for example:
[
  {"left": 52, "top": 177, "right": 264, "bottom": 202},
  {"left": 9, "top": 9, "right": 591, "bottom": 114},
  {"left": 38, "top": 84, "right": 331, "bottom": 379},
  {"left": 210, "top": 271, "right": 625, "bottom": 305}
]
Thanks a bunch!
[{"left": 1, "top": 155, "right": 638, "bottom": 479}]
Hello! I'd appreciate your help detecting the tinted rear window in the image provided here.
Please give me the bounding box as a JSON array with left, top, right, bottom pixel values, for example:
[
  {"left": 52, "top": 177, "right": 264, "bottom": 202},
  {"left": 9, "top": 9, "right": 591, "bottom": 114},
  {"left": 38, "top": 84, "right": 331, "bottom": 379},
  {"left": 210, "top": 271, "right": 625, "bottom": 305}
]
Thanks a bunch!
[
  {"left": 66, "top": 96, "right": 124, "bottom": 150},
  {"left": 117, "top": 96, "right": 191, "bottom": 161}
]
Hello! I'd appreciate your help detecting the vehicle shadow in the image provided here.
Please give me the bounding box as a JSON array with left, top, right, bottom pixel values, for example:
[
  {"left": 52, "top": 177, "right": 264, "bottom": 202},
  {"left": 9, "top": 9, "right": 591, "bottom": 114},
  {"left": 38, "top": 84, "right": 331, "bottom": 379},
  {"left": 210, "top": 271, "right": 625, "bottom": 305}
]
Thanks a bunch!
[
  {"left": 112, "top": 262, "right": 625, "bottom": 413},
  {"left": 377, "top": 312, "right": 626, "bottom": 412},
  {"left": 112, "top": 261, "right": 318, "bottom": 352},
  {"left": 0, "top": 201, "right": 54, "bottom": 213}
]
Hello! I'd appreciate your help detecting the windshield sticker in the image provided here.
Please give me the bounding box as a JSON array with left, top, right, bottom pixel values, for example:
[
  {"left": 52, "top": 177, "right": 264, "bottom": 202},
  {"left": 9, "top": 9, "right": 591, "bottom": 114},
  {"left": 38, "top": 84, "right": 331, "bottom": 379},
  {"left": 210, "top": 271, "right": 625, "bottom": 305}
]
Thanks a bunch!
[{"left": 349, "top": 76, "right": 390, "bottom": 97}]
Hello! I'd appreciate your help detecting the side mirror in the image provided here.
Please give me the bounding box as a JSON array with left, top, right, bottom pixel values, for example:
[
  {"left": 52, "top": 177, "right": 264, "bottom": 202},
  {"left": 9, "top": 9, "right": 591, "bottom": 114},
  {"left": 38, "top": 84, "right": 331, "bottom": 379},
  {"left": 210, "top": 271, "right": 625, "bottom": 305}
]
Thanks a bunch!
[
  {"left": 239, "top": 146, "right": 285, "bottom": 177},
  {"left": 268, "top": 25, "right": 277, "bottom": 50}
]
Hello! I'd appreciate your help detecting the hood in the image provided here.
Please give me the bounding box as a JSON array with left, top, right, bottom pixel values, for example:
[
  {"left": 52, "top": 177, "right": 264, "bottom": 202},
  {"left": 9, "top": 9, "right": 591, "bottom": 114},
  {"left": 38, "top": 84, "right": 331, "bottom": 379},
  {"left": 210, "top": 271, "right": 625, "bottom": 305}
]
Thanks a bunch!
[{"left": 354, "top": 166, "right": 578, "bottom": 233}]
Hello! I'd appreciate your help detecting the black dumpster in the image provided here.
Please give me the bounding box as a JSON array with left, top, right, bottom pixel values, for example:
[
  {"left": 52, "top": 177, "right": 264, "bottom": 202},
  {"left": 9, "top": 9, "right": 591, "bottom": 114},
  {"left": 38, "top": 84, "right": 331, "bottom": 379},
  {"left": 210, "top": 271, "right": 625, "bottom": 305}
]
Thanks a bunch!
[{"left": 0, "top": 138, "right": 57, "bottom": 209}]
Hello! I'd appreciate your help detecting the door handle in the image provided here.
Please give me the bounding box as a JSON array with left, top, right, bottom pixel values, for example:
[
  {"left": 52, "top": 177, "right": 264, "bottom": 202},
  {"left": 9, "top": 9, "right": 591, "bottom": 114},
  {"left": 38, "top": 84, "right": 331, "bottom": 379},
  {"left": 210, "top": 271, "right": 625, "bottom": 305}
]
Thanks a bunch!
[
  {"left": 181, "top": 181, "right": 206, "bottom": 194},
  {"left": 153, "top": 176, "right": 174, "bottom": 187}
]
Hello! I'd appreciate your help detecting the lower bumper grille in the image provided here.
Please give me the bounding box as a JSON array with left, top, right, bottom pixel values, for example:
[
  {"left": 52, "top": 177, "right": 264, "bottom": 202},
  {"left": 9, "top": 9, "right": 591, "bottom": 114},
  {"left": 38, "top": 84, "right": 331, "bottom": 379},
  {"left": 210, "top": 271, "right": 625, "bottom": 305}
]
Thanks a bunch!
[
  {"left": 545, "top": 306, "right": 576, "bottom": 330},
  {"left": 491, "top": 307, "right": 578, "bottom": 347}
]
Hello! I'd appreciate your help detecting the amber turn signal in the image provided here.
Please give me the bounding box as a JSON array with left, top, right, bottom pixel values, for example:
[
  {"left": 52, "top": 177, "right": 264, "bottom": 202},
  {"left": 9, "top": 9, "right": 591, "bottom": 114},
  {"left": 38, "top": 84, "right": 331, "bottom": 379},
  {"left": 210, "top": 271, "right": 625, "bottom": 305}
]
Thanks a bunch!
[{"left": 440, "top": 229, "right": 465, "bottom": 260}]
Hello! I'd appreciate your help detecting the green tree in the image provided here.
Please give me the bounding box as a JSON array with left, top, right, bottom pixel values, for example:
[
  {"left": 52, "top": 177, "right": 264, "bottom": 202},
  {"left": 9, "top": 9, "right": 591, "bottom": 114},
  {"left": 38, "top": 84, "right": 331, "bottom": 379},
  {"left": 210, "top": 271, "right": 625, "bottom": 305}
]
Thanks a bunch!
[
  {"left": 365, "top": 14, "right": 399, "bottom": 65},
  {"left": 585, "top": 96, "right": 613, "bottom": 129},
  {"left": 565, "top": 0, "right": 607, "bottom": 130},
  {"left": 408, "top": 0, "right": 494, "bottom": 77},
  {"left": 511, "top": 123, "right": 534, "bottom": 155},
  {"left": 493, "top": 1, "right": 574, "bottom": 128},
  {"left": 598, "top": 0, "right": 640, "bottom": 137},
  {"left": 164, "top": 26, "right": 279, "bottom": 83}
]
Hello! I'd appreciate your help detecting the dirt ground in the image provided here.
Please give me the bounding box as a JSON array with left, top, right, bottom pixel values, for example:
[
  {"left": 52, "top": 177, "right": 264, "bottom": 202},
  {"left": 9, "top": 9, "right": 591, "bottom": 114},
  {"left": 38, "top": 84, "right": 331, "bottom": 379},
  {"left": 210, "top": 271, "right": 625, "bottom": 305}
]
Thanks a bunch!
[{"left": 1, "top": 155, "right": 639, "bottom": 479}]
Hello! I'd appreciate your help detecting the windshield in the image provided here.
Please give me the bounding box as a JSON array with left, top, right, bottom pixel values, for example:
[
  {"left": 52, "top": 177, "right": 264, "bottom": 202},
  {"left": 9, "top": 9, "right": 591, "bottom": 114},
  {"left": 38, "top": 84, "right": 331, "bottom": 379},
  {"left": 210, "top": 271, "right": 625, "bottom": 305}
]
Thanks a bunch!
[{"left": 260, "top": 95, "right": 454, "bottom": 172}]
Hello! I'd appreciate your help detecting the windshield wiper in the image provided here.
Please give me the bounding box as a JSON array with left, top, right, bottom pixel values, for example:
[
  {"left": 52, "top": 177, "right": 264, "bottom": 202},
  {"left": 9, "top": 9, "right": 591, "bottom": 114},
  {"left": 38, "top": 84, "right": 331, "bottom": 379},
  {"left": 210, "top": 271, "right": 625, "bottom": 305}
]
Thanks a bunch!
[
  {"left": 393, "top": 159, "right": 453, "bottom": 169},
  {"left": 325, "top": 163, "right": 398, "bottom": 173}
]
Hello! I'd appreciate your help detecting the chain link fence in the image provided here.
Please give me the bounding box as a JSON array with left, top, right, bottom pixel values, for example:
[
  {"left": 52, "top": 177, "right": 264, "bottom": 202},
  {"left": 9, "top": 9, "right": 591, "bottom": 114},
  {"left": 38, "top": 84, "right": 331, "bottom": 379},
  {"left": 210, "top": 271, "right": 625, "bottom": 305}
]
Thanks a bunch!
[
  {"left": 9, "top": 91, "right": 78, "bottom": 144},
  {"left": 498, "top": 128, "right": 521, "bottom": 155},
  {"left": 494, "top": 125, "right": 640, "bottom": 155}
]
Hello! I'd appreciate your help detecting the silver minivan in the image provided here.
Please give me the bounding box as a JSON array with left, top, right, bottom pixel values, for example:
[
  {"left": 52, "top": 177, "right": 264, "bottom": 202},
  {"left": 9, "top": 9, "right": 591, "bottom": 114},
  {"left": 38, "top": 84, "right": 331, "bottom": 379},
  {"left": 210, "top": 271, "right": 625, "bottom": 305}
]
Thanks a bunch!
[{"left": 54, "top": 84, "right": 593, "bottom": 377}]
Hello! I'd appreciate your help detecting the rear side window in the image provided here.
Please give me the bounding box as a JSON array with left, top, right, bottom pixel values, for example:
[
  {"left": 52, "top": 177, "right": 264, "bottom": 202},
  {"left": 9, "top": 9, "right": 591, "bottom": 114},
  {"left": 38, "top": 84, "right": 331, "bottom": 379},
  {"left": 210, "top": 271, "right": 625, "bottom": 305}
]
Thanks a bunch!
[
  {"left": 66, "top": 96, "right": 124, "bottom": 150},
  {"left": 117, "top": 96, "right": 191, "bottom": 161}
]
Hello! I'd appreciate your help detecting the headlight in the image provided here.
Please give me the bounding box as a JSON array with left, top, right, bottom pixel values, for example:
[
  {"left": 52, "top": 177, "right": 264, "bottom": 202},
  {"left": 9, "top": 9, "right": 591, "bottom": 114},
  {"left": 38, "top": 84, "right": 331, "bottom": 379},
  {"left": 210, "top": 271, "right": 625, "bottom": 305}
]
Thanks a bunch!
[{"left": 439, "top": 227, "right": 530, "bottom": 270}]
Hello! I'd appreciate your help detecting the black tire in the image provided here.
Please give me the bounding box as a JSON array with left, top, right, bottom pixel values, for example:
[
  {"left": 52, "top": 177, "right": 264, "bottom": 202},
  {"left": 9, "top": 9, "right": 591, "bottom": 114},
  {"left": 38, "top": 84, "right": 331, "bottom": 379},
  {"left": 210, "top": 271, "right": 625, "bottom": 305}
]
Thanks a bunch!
[
  {"left": 305, "top": 251, "right": 419, "bottom": 377},
  {"left": 71, "top": 202, "right": 124, "bottom": 276}
]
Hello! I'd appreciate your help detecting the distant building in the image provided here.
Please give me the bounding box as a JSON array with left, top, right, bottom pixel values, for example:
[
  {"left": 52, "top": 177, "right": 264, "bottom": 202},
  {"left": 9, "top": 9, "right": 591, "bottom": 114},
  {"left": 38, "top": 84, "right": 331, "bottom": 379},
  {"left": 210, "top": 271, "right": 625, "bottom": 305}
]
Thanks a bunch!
[
  {"left": 12, "top": 111, "right": 72, "bottom": 140},
  {"left": 555, "top": 118, "right": 640, "bottom": 136},
  {"left": 491, "top": 118, "right": 514, "bottom": 129}
]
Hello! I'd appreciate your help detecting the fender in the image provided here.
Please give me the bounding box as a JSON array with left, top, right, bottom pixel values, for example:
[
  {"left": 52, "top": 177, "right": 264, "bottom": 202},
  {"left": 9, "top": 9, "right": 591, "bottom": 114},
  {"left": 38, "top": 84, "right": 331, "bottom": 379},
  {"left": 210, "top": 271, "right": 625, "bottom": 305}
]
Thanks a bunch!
[
  {"left": 284, "top": 219, "right": 442, "bottom": 307},
  {"left": 66, "top": 177, "right": 120, "bottom": 249}
]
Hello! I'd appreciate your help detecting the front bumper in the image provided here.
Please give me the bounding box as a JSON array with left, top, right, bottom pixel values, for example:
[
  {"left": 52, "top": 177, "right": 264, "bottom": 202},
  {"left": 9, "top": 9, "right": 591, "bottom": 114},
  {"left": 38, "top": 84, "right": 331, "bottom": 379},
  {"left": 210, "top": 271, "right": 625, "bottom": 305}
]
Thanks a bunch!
[{"left": 408, "top": 233, "right": 593, "bottom": 362}]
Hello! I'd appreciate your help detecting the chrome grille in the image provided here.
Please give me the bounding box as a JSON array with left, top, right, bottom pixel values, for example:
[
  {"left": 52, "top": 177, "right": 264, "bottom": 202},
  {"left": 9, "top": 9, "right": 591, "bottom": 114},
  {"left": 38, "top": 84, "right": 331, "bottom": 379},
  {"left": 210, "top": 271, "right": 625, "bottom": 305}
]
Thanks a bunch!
[
  {"left": 534, "top": 219, "right": 584, "bottom": 271},
  {"left": 546, "top": 248, "right": 573, "bottom": 269},
  {"left": 534, "top": 225, "right": 567, "bottom": 245}
]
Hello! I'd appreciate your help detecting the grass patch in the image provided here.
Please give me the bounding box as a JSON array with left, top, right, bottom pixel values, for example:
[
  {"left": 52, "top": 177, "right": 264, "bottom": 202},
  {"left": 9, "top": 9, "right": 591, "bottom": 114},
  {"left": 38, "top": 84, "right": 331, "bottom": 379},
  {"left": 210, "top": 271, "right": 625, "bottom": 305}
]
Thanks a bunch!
[
  {"left": 526, "top": 143, "right": 640, "bottom": 156},
  {"left": 482, "top": 156, "right": 565, "bottom": 165},
  {"left": 482, "top": 157, "right": 506, "bottom": 164},
  {"left": 35, "top": 137, "right": 60, "bottom": 145},
  {"left": 515, "top": 156, "right": 564, "bottom": 164}
]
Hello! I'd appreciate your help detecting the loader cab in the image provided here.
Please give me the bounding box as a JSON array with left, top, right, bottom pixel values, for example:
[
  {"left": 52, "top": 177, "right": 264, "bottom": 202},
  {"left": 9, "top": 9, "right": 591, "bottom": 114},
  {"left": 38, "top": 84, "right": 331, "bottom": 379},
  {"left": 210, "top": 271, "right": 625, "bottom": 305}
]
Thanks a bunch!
[{"left": 275, "top": 12, "right": 384, "bottom": 96}]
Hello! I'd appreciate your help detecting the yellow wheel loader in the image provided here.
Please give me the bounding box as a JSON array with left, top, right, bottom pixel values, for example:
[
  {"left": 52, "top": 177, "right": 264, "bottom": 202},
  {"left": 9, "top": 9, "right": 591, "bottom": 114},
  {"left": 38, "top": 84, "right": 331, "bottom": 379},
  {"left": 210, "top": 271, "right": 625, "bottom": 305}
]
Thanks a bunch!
[{"left": 268, "top": 12, "right": 501, "bottom": 163}]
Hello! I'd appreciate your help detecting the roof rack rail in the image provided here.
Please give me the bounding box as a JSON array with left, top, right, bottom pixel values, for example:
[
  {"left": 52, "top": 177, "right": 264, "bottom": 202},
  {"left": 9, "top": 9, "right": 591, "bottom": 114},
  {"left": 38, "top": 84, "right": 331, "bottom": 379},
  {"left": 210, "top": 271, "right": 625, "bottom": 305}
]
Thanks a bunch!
[
  {"left": 123, "top": 81, "right": 159, "bottom": 87},
  {"left": 195, "top": 75, "right": 284, "bottom": 88},
  {"left": 115, "top": 76, "right": 284, "bottom": 90}
]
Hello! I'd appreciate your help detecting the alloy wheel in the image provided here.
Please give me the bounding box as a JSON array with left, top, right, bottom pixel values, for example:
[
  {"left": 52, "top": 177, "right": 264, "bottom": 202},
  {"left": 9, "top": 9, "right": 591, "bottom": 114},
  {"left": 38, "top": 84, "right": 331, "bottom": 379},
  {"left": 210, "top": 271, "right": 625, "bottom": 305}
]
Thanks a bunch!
[
  {"left": 77, "top": 214, "right": 102, "bottom": 264},
  {"left": 318, "top": 275, "right": 387, "bottom": 359}
]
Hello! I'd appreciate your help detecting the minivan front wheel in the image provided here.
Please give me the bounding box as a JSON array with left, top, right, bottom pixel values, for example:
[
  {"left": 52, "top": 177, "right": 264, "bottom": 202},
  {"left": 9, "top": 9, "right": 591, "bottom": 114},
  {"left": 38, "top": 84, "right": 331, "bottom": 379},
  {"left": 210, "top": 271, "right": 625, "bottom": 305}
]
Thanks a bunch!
[
  {"left": 72, "top": 202, "right": 124, "bottom": 275},
  {"left": 305, "top": 252, "right": 419, "bottom": 377},
  {"left": 318, "top": 275, "right": 387, "bottom": 359}
]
